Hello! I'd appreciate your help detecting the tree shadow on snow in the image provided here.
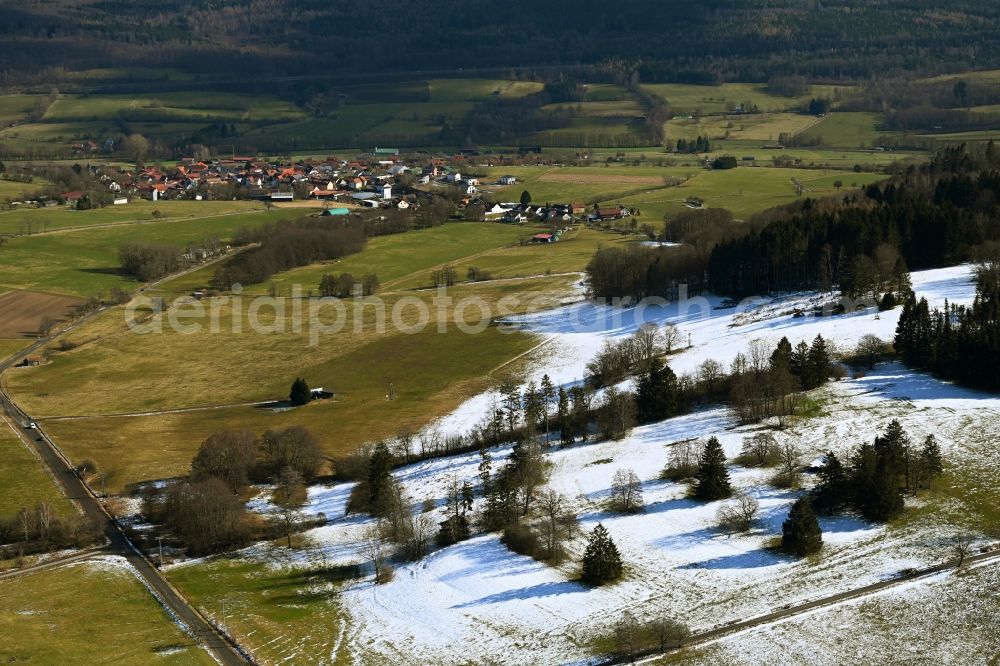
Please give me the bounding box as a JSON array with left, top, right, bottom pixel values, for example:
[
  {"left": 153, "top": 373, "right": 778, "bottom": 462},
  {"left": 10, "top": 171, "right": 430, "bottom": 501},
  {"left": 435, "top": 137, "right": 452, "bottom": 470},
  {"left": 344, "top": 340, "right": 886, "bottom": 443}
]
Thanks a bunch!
[
  {"left": 451, "top": 580, "right": 585, "bottom": 608},
  {"left": 677, "top": 548, "right": 792, "bottom": 570}
]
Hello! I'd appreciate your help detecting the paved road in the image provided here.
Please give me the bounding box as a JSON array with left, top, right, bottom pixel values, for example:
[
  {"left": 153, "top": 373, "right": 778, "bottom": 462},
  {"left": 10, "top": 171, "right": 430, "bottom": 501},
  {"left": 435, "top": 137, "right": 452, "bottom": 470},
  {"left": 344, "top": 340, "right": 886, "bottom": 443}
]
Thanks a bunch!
[{"left": 0, "top": 254, "right": 252, "bottom": 665}]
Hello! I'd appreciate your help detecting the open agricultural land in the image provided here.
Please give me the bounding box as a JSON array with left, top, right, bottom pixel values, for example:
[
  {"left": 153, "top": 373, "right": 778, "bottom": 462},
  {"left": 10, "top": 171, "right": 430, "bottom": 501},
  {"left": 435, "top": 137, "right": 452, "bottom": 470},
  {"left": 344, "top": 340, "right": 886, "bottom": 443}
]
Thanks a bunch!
[
  {"left": 6, "top": 224, "right": 592, "bottom": 485},
  {"left": 152, "top": 264, "right": 1000, "bottom": 665},
  {"left": 0, "top": 204, "right": 288, "bottom": 297},
  {"left": 0, "top": 559, "right": 216, "bottom": 665},
  {"left": 3, "top": 29, "right": 1000, "bottom": 662},
  {"left": 0, "top": 418, "right": 75, "bottom": 520}
]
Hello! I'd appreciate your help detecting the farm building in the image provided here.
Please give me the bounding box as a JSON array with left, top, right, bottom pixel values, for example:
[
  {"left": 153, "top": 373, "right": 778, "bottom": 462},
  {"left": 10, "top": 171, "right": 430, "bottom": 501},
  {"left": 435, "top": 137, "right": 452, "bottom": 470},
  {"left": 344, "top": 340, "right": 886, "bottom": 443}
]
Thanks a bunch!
[
  {"left": 269, "top": 192, "right": 294, "bottom": 201},
  {"left": 322, "top": 208, "right": 351, "bottom": 216},
  {"left": 499, "top": 175, "right": 517, "bottom": 185},
  {"left": 531, "top": 233, "right": 558, "bottom": 243}
]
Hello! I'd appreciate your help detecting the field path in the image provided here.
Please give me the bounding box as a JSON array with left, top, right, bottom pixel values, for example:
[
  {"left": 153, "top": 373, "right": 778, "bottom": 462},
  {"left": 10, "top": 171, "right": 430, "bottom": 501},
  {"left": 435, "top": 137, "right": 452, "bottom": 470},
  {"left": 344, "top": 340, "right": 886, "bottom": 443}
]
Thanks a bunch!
[
  {"left": 0, "top": 255, "right": 256, "bottom": 665},
  {"left": 603, "top": 546, "right": 1000, "bottom": 665},
  {"left": 0, "top": 207, "right": 270, "bottom": 237}
]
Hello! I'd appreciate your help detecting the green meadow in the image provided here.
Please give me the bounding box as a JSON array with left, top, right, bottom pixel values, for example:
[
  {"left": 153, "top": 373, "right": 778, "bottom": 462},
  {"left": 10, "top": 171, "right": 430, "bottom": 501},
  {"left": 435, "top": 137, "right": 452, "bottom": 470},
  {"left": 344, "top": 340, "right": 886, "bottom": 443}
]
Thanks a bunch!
[{"left": 0, "top": 563, "right": 215, "bottom": 665}]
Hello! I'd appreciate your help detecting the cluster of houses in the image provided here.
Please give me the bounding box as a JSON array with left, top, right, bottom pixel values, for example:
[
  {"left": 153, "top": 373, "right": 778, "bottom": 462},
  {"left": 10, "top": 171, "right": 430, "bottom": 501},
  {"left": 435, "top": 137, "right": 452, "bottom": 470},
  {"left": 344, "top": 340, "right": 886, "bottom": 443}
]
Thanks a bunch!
[
  {"left": 491, "top": 201, "right": 630, "bottom": 226},
  {"left": 29, "top": 150, "right": 636, "bottom": 231},
  {"left": 49, "top": 149, "right": 519, "bottom": 210}
]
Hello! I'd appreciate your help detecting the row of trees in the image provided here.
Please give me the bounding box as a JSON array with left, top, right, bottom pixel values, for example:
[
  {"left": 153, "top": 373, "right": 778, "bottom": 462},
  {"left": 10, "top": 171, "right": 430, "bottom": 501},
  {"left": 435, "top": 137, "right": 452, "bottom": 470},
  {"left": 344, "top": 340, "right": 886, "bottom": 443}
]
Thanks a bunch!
[
  {"left": 118, "top": 241, "right": 181, "bottom": 281},
  {"left": 812, "top": 420, "right": 943, "bottom": 522},
  {"left": 318, "top": 272, "right": 379, "bottom": 298},
  {"left": 213, "top": 217, "right": 368, "bottom": 289},
  {"left": 142, "top": 426, "right": 324, "bottom": 555},
  {"left": 894, "top": 260, "right": 1000, "bottom": 390},
  {"left": 0, "top": 501, "right": 98, "bottom": 556}
]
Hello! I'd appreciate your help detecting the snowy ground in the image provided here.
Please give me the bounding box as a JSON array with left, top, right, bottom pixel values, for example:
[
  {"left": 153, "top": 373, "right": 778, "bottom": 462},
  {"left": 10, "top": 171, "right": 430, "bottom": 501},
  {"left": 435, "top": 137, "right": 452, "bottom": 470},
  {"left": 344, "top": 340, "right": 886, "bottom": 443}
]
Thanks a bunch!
[
  {"left": 430, "top": 264, "right": 980, "bottom": 438},
  {"left": 230, "top": 264, "right": 997, "bottom": 665},
  {"left": 671, "top": 558, "right": 1000, "bottom": 666}
]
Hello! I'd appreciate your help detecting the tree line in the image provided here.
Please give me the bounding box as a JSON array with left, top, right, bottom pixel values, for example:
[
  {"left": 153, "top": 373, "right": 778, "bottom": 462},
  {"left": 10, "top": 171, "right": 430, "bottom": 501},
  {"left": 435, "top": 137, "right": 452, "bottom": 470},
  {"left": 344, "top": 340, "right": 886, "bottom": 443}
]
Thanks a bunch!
[
  {"left": 212, "top": 217, "right": 368, "bottom": 289},
  {"left": 140, "top": 426, "right": 324, "bottom": 556},
  {"left": 894, "top": 258, "right": 1000, "bottom": 391}
]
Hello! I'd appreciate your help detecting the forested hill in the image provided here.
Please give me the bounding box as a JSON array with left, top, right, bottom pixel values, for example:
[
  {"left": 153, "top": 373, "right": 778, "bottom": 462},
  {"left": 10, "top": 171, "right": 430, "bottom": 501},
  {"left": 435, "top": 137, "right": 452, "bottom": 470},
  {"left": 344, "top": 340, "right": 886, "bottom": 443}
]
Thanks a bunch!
[
  {"left": 4, "top": 0, "right": 1000, "bottom": 86},
  {"left": 586, "top": 145, "right": 1000, "bottom": 303}
]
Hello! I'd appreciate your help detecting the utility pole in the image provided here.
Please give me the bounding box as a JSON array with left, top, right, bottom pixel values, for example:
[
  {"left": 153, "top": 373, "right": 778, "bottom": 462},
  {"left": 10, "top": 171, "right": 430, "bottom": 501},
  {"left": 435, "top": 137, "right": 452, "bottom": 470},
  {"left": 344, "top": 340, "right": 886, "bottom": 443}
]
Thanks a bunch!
[{"left": 157, "top": 535, "right": 164, "bottom": 568}]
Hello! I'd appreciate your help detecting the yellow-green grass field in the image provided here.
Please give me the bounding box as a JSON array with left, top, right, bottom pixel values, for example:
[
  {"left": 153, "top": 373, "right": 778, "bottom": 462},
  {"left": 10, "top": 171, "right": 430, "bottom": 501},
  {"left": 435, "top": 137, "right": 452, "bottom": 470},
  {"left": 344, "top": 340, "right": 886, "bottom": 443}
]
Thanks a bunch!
[
  {"left": 235, "top": 222, "right": 531, "bottom": 296},
  {"left": 427, "top": 78, "right": 543, "bottom": 101},
  {"left": 44, "top": 92, "right": 308, "bottom": 123},
  {"left": 0, "top": 207, "right": 290, "bottom": 296},
  {"left": 19, "top": 275, "right": 576, "bottom": 489},
  {"left": 614, "top": 167, "right": 888, "bottom": 221},
  {"left": 0, "top": 562, "right": 215, "bottom": 665},
  {"left": 169, "top": 558, "right": 353, "bottom": 666},
  {"left": 0, "top": 420, "right": 76, "bottom": 518},
  {"left": 541, "top": 100, "right": 646, "bottom": 117},
  {"left": 0, "top": 199, "right": 266, "bottom": 235},
  {"left": 389, "top": 226, "right": 634, "bottom": 290},
  {"left": 800, "top": 112, "right": 892, "bottom": 148},
  {"left": 582, "top": 84, "right": 634, "bottom": 102},
  {"left": 0, "top": 94, "right": 41, "bottom": 124},
  {"left": 642, "top": 82, "right": 852, "bottom": 115},
  {"left": 0, "top": 338, "right": 33, "bottom": 361},
  {"left": 665, "top": 112, "right": 823, "bottom": 143},
  {"left": 490, "top": 165, "right": 702, "bottom": 205},
  {"left": 0, "top": 177, "right": 52, "bottom": 202}
]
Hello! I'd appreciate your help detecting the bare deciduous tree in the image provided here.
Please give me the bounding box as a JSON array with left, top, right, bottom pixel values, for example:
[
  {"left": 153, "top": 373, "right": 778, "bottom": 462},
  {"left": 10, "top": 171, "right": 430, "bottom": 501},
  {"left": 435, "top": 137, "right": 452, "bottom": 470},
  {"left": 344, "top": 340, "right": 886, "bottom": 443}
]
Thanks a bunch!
[
  {"left": 773, "top": 441, "right": 802, "bottom": 488},
  {"left": 631, "top": 323, "right": 663, "bottom": 370},
  {"left": 716, "top": 493, "right": 760, "bottom": 533},
  {"left": 662, "top": 323, "right": 681, "bottom": 354},
  {"left": 647, "top": 617, "right": 691, "bottom": 651},
  {"left": 738, "top": 432, "right": 779, "bottom": 467},
  {"left": 952, "top": 533, "right": 974, "bottom": 567},
  {"left": 697, "top": 358, "right": 723, "bottom": 394},
  {"left": 610, "top": 468, "right": 644, "bottom": 513},
  {"left": 537, "top": 489, "right": 577, "bottom": 561},
  {"left": 363, "top": 523, "right": 390, "bottom": 584}
]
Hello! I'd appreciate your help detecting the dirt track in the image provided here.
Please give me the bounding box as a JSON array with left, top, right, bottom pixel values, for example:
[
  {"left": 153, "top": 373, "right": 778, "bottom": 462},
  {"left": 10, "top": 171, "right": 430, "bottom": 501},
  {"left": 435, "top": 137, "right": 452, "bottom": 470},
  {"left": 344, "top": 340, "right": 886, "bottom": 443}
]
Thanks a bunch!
[{"left": 0, "top": 291, "right": 83, "bottom": 338}]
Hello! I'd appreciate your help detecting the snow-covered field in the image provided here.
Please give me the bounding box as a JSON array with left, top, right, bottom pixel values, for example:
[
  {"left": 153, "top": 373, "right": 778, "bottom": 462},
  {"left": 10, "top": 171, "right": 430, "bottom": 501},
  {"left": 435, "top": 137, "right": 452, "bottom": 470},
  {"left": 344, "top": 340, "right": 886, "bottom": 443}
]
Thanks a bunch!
[
  {"left": 232, "top": 264, "right": 998, "bottom": 665},
  {"left": 675, "top": 558, "right": 1000, "bottom": 666},
  {"left": 431, "top": 264, "right": 980, "bottom": 438}
]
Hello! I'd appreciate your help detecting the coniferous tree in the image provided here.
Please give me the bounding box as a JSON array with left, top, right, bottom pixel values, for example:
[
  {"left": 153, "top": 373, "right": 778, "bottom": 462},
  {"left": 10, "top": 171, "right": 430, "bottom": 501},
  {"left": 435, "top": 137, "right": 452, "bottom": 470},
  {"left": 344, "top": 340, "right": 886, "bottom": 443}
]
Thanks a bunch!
[
  {"left": 557, "top": 387, "right": 574, "bottom": 447},
  {"left": 478, "top": 445, "right": 492, "bottom": 494},
  {"left": 917, "top": 434, "right": 944, "bottom": 489},
  {"left": 806, "top": 335, "right": 832, "bottom": 389},
  {"left": 781, "top": 497, "right": 823, "bottom": 557},
  {"left": 581, "top": 523, "right": 623, "bottom": 585},
  {"left": 771, "top": 337, "right": 793, "bottom": 370},
  {"left": 789, "top": 340, "right": 810, "bottom": 385},
  {"left": 540, "top": 374, "right": 555, "bottom": 443},
  {"left": 635, "top": 361, "right": 679, "bottom": 424},
  {"left": 289, "top": 377, "right": 312, "bottom": 406},
  {"left": 367, "top": 441, "right": 394, "bottom": 515},
  {"left": 693, "top": 437, "right": 732, "bottom": 500},
  {"left": 812, "top": 451, "right": 850, "bottom": 514}
]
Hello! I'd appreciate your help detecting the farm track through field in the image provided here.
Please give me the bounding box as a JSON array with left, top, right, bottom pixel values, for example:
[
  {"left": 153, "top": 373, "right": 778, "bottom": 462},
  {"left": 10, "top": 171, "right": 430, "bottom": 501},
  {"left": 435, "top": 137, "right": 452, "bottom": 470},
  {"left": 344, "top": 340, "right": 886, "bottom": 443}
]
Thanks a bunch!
[
  {"left": 604, "top": 546, "right": 1000, "bottom": 665},
  {"left": 0, "top": 547, "right": 103, "bottom": 581},
  {"left": 0, "top": 207, "right": 270, "bottom": 237},
  {"left": 38, "top": 400, "right": 272, "bottom": 421},
  {"left": 0, "top": 250, "right": 256, "bottom": 665}
]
